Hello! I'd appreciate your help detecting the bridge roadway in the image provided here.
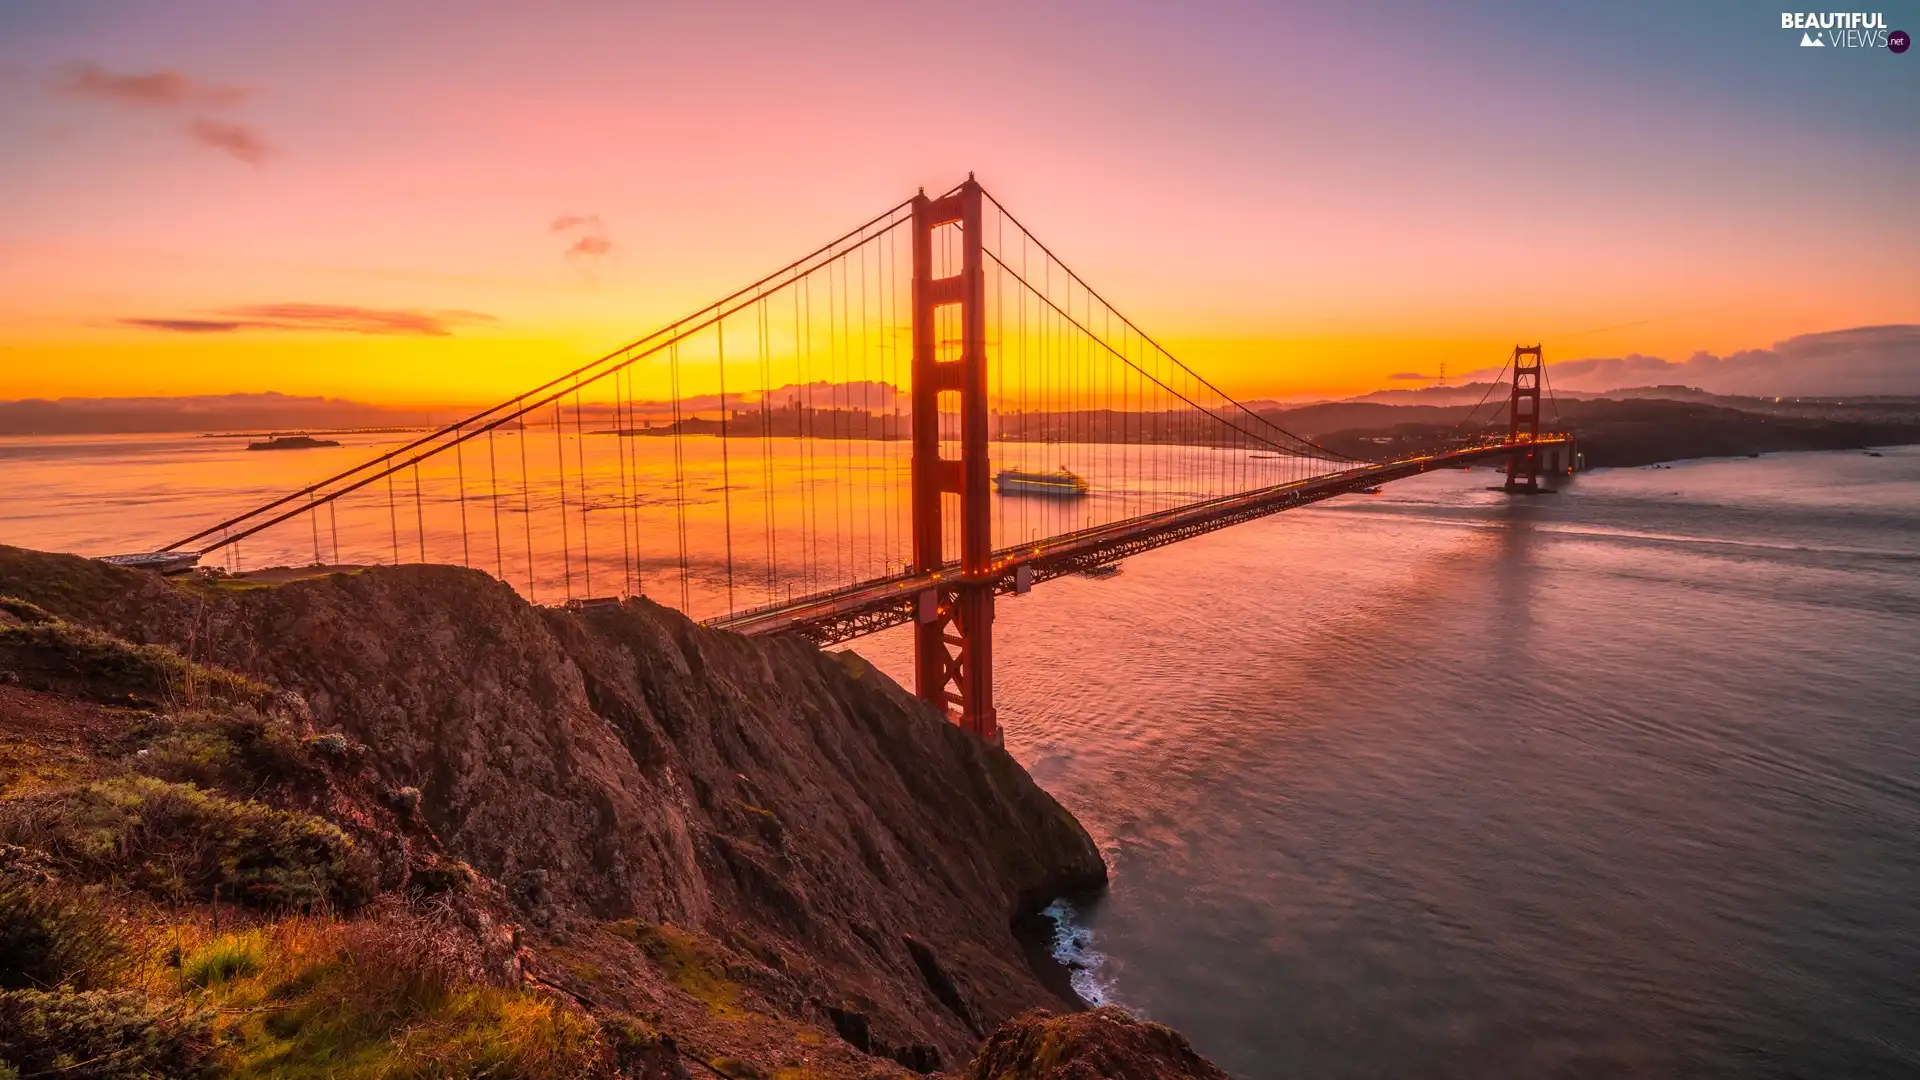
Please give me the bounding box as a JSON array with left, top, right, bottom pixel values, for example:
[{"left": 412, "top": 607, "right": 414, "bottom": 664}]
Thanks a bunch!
[{"left": 707, "top": 437, "right": 1568, "bottom": 646}]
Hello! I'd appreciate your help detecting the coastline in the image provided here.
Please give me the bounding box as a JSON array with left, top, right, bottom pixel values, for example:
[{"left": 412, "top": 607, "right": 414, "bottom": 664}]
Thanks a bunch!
[{"left": 0, "top": 544, "right": 1136, "bottom": 1078}]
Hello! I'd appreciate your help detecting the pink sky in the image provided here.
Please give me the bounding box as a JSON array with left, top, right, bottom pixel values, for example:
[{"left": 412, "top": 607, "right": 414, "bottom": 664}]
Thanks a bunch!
[{"left": 1, "top": 1, "right": 1915, "bottom": 403}]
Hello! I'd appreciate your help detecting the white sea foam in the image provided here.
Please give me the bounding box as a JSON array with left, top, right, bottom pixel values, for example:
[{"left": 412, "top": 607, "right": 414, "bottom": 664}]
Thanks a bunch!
[{"left": 1043, "top": 897, "right": 1120, "bottom": 1009}]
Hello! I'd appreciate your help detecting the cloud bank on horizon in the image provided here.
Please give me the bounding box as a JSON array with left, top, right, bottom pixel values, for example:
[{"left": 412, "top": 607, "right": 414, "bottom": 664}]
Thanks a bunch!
[{"left": 1516, "top": 326, "right": 1920, "bottom": 398}]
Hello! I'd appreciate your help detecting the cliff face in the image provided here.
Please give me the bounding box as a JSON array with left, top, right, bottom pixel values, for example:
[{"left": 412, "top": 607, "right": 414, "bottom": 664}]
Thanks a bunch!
[{"left": 0, "top": 545, "right": 1107, "bottom": 1070}]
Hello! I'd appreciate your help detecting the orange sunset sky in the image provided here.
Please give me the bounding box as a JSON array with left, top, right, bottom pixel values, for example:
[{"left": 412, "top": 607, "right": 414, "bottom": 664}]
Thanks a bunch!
[{"left": 1, "top": 1, "right": 1915, "bottom": 405}]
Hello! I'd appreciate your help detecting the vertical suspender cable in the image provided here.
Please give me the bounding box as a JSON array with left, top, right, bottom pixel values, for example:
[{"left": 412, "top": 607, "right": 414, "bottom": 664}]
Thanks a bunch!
[
  {"left": 628, "top": 366, "right": 644, "bottom": 593},
  {"left": 519, "top": 417, "right": 535, "bottom": 602},
  {"left": 994, "top": 209, "right": 1003, "bottom": 553},
  {"left": 614, "top": 371, "right": 633, "bottom": 597},
  {"left": 827, "top": 254, "right": 844, "bottom": 586},
  {"left": 574, "top": 388, "right": 591, "bottom": 598},
  {"left": 488, "top": 427, "right": 504, "bottom": 579},
  {"left": 717, "top": 319, "right": 735, "bottom": 616},
  {"left": 412, "top": 464, "right": 426, "bottom": 563},
  {"left": 860, "top": 237, "right": 874, "bottom": 579},
  {"left": 554, "top": 400, "right": 572, "bottom": 600},
  {"left": 800, "top": 279, "right": 815, "bottom": 591},
  {"left": 670, "top": 340, "right": 690, "bottom": 613},
  {"left": 758, "top": 293, "right": 777, "bottom": 602},
  {"left": 455, "top": 426, "right": 470, "bottom": 567},
  {"left": 386, "top": 471, "right": 400, "bottom": 564}
]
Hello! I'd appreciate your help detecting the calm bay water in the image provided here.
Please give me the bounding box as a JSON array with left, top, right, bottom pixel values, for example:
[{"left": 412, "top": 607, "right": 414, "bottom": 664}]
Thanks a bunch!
[
  {"left": 5, "top": 434, "right": 1918, "bottom": 1076},
  {"left": 857, "top": 445, "right": 1920, "bottom": 1078},
  {"left": 0, "top": 430, "right": 1311, "bottom": 622}
]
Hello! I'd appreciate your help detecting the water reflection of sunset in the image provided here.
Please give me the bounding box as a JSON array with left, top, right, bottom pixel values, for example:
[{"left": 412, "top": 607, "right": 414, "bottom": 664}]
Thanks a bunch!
[{"left": 4, "top": 431, "right": 1323, "bottom": 621}]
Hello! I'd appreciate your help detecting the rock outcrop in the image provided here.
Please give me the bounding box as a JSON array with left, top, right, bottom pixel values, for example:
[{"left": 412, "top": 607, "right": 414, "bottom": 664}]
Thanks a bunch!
[
  {"left": 963, "top": 1007, "right": 1233, "bottom": 1080},
  {"left": 0, "top": 545, "right": 1108, "bottom": 1069}
]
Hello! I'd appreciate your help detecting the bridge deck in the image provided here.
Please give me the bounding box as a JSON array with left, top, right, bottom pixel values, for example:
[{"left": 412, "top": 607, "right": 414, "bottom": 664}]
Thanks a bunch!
[{"left": 707, "top": 438, "right": 1566, "bottom": 645}]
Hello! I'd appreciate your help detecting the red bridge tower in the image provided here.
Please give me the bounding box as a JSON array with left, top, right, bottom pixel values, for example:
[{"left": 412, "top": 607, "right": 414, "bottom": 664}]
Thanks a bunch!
[
  {"left": 1505, "top": 344, "right": 1544, "bottom": 492},
  {"left": 909, "top": 178, "right": 998, "bottom": 742}
]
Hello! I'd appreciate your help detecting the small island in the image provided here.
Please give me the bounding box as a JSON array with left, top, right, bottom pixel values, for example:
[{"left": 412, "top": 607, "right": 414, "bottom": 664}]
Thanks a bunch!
[{"left": 246, "top": 434, "right": 343, "bottom": 451}]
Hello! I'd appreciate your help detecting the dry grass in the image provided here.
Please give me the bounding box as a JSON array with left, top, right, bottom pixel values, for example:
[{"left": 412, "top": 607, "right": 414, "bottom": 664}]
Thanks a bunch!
[
  {"left": 5, "top": 893, "right": 615, "bottom": 1080},
  {"left": 203, "top": 911, "right": 610, "bottom": 1079}
]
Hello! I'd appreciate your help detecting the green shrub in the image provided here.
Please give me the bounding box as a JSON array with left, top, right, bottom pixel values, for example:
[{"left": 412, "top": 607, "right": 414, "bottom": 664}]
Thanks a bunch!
[
  {"left": 615, "top": 922, "right": 745, "bottom": 1016},
  {"left": 303, "top": 732, "right": 352, "bottom": 757},
  {"left": 183, "top": 934, "right": 260, "bottom": 987},
  {"left": 0, "top": 596, "right": 55, "bottom": 624},
  {"left": 0, "top": 620, "right": 263, "bottom": 707},
  {"left": 0, "top": 988, "right": 216, "bottom": 1079},
  {"left": 0, "top": 778, "right": 372, "bottom": 911},
  {"left": 602, "top": 1011, "right": 662, "bottom": 1061},
  {"left": 708, "top": 1055, "right": 763, "bottom": 1079},
  {"left": 0, "top": 884, "right": 128, "bottom": 990},
  {"left": 130, "top": 711, "right": 317, "bottom": 793},
  {"left": 408, "top": 855, "right": 477, "bottom": 898}
]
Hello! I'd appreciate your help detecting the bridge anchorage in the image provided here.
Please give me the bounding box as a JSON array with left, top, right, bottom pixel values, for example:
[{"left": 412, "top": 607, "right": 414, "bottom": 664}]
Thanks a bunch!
[{"left": 145, "top": 174, "right": 1573, "bottom": 744}]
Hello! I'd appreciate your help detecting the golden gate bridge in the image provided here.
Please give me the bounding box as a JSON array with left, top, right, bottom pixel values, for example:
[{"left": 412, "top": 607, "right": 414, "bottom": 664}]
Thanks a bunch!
[{"left": 151, "top": 177, "right": 1571, "bottom": 743}]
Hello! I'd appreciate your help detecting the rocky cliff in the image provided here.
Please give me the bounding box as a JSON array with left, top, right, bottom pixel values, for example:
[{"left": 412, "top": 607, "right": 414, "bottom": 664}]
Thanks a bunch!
[{"left": 0, "top": 544, "right": 1124, "bottom": 1076}]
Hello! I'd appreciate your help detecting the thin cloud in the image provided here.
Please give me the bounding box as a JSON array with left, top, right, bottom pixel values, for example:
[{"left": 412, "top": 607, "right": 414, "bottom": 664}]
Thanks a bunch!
[
  {"left": 120, "top": 304, "right": 497, "bottom": 337},
  {"left": 568, "top": 234, "right": 613, "bottom": 258},
  {"left": 121, "top": 318, "right": 248, "bottom": 333},
  {"left": 53, "top": 62, "right": 249, "bottom": 108},
  {"left": 187, "top": 118, "right": 272, "bottom": 165},
  {"left": 1387, "top": 371, "right": 1431, "bottom": 381},
  {"left": 552, "top": 212, "right": 613, "bottom": 264},
  {"left": 53, "top": 62, "right": 272, "bottom": 165}
]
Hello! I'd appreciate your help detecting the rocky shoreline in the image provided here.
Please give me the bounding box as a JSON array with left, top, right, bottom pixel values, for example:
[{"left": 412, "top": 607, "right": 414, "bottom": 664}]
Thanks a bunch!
[{"left": 0, "top": 543, "right": 1231, "bottom": 1078}]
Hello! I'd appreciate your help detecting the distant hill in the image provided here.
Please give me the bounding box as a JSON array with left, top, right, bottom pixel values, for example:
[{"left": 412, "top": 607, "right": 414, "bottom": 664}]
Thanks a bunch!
[
  {"left": 1344, "top": 383, "right": 1508, "bottom": 407},
  {"left": 1342, "top": 382, "right": 1781, "bottom": 409},
  {"left": 0, "top": 393, "right": 435, "bottom": 436},
  {"left": 1306, "top": 397, "right": 1920, "bottom": 467}
]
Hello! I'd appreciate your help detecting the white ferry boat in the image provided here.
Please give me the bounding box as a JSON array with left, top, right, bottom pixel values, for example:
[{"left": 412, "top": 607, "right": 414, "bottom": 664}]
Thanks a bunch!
[{"left": 993, "top": 467, "right": 1090, "bottom": 498}]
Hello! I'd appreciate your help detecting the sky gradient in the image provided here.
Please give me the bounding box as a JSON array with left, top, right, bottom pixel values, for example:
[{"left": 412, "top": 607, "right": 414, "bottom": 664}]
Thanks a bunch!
[{"left": 1, "top": 0, "right": 1916, "bottom": 404}]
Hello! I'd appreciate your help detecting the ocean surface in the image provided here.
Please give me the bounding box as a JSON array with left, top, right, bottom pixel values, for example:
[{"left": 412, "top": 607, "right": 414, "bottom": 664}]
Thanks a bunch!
[
  {"left": 5, "top": 435, "right": 1918, "bottom": 1077},
  {"left": 856, "top": 446, "right": 1920, "bottom": 1078}
]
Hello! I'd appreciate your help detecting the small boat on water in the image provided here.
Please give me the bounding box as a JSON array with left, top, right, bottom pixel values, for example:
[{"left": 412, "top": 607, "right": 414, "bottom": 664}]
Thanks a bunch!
[
  {"left": 993, "top": 467, "right": 1089, "bottom": 497},
  {"left": 1080, "top": 562, "right": 1123, "bottom": 579},
  {"left": 1355, "top": 486, "right": 1383, "bottom": 495},
  {"left": 248, "top": 435, "right": 342, "bottom": 451}
]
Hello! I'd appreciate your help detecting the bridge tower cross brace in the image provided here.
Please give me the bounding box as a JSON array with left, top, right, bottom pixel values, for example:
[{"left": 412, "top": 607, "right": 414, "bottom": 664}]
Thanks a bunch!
[
  {"left": 1504, "top": 344, "right": 1544, "bottom": 492},
  {"left": 909, "top": 178, "right": 999, "bottom": 742}
]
